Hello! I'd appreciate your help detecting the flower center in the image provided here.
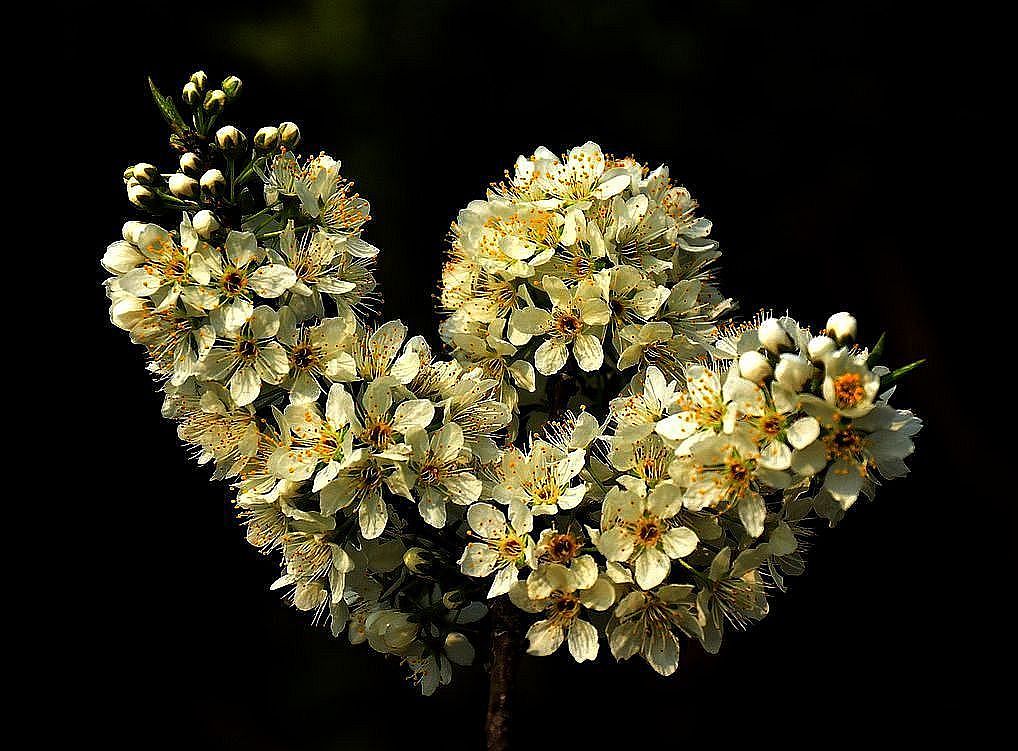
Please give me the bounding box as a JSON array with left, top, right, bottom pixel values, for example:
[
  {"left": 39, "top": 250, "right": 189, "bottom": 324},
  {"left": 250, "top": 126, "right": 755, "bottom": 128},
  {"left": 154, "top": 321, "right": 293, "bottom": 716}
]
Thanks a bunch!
[
  {"left": 290, "top": 343, "right": 318, "bottom": 370},
  {"left": 532, "top": 479, "right": 559, "bottom": 505},
  {"left": 236, "top": 338, "right": 259, "bottom": 361},
  {"left": 634, "top": 516, "right": 662, "bottom": 547},
  {"left": 549, "top": 591, "right": 581, "bottom": 621},
  {"left": 553, "top": 312, "right": 583, "bottom": 339},
  {"left": 499, "top": 536, "right": 524, "bottom": 560},
  {"left": 418, "top": 463, "right": 442, "bottom": 486},
  {"left": 546, "top": 533, "right": 578, "bottom": 563},
  {"left": 826, "top": 427, "right": 865, "bottom": 462},
  {"left": 833, "top": 373, "right": 865, "bottom": 409},
  {"left": 760, "top": 414, "right": 784, "bottom": 436},
  {"left": 363, "top": 421, "right": 394, "bottom": 449},
  {"left": 222, "top": 269, "right": 248, "bottom": 297},
  {"left": 357, "top": 463, "right": 383, "bottom": 490}
]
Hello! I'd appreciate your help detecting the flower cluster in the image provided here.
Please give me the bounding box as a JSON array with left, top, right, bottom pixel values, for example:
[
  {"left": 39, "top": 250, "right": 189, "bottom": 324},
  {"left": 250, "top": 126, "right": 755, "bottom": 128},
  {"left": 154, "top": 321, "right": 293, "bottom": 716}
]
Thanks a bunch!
[
  {"left": 438, "top": 142, "right": 732, "bottom": 413},
  {"left": 104, "top": 78, "right": 923, "bottom": 694}
]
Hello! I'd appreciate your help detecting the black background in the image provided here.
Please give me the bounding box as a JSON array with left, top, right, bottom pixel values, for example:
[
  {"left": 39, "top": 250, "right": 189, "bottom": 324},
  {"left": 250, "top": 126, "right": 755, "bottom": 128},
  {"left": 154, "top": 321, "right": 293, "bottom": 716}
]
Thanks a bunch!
[{"left": 65, "top": 1, "right": 997, "bottom": 748}]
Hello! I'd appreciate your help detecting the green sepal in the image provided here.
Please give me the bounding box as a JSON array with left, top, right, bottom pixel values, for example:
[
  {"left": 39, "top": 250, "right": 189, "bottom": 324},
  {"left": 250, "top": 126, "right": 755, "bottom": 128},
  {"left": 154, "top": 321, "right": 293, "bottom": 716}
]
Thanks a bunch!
[
  {"left": 866, "top": 332, "right": 886, "bottom": 365},
  {"left": 148, "top": 77, "right": 188, "bottom": 135},
  {"left": 880, "top": 358, "right": 926, "bottom": 388}
]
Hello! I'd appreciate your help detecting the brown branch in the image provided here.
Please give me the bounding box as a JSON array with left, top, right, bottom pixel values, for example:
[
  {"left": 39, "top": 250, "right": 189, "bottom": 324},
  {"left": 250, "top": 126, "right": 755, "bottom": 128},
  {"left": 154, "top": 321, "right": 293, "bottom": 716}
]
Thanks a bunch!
[{"left": 485, "top": 599, "right": 521, "bottom": 751}]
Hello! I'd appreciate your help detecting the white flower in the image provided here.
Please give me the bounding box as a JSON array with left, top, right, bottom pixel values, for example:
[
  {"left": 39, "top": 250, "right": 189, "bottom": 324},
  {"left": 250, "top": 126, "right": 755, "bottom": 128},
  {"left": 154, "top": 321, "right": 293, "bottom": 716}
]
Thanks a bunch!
[
  {"left": 609, "top": 586, "right": 700, "bottom": 676},
  {"left": 725, "top": 376, "right": 820, "bottom": 471},
  {"left": 351, "top": 320, "right": 421, "bottom": 383},
  {"left": 609, "top": 365, "right": 683, "bottom": 441},
  {"left": 511, "top": 276, "right": 611, "bottom": 374},
  {"left": 792, "top": 398, "right": 921, "bottom": 509},
  {"left": 395, "top": 423, "right": 482, "bottom": 528},
  {"left": 654, "top": 364, "right": 735, "bottom": 449},
  {"left": 820, "top": 348, "right": 880, "bottom": 417},
  {"left": 202, "top": 305, "right": 290, "bottom": 406},
  {"left": 494, "top": 440, "right": 587, "bottom": 525},
  {"left": 598, "top": 481, "right": 698, "bottom": 589},
  {"left": 268, "top": 383, "right": 357, "bottom": 484},
  {"left": 508, "top": 558, "right": 615, "bottom": 662},
  {"left": 201, "top": 230, "right": 297, "bottom": 329},
  {"left": 276, "top": 308, "right": 357, "bottom": 403},
  {"left": 106, "top": 216, "right": 214, "bottom": 311},
  {"left": 458, "top": 503, "right": 534, "bottom": 598},
  {"left": 680, "top": 430, "right": 791, "bottom": 537}
]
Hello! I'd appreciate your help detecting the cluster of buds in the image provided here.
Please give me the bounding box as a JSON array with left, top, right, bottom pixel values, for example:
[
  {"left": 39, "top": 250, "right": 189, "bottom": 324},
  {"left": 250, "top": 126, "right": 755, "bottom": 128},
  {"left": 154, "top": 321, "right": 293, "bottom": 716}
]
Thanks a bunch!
[
  {"left": 121, "top": 72, "right": 309, "bottom": 243},
  {"left": 181, "top": 70, "right": 240, "bottom": 115}
]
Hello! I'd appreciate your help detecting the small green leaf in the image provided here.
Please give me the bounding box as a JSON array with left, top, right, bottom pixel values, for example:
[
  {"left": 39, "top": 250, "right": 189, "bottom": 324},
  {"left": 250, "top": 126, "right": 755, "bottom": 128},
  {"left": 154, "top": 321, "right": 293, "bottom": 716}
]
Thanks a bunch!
[
  {"left": 148, "top": 76, "right": 188, "bottom": 135},
  {"left": 866, "top": 332, "right": 886, "bottom": 365},
  {"left": 880, "top": 358, "right": 926, "bottom": 388}
]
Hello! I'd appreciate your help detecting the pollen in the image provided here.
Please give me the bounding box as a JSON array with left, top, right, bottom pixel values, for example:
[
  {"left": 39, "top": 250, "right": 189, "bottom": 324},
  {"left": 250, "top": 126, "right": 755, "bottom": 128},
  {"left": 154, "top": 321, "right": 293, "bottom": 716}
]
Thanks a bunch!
[{"left": 833, "top": 373, "right": 865, "bottom": 409}]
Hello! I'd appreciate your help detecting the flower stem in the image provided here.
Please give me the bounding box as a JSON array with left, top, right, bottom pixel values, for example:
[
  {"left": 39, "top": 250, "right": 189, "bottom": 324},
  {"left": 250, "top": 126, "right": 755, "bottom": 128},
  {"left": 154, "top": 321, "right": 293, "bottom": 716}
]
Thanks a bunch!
[{"left": 485, "top": 599, "right": 521, "bottom": 751}]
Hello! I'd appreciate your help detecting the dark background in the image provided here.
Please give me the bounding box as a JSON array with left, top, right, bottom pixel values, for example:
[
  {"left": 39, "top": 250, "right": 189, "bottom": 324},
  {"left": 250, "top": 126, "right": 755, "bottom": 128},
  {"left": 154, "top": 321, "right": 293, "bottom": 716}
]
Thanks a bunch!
[{"left": 64, "top": 1, "right": 997, "bottom": 748}]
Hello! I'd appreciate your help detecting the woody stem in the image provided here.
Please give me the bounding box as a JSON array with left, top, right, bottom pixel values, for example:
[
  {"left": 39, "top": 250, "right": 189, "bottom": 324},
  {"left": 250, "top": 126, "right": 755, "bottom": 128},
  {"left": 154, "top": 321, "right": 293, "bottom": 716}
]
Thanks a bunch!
[{"left": 485, "top": 599, "right": 521, "bottom": 751}]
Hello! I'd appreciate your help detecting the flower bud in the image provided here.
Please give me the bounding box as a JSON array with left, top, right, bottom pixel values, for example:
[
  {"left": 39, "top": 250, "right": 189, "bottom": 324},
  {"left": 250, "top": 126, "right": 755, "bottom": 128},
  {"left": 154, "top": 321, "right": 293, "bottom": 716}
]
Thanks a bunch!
[
  {"left": 179, "top": 152, "right": 202, "bottom": 177},
  {"left": 278, "top": 121, "right": 301, "bottom": 148},
  {"left": 182, "top": 81, "right": 200, "bottom": 106},
  {"left": 403, "top": 547, "right": 435, "bottom": 576},
  {"left": 441, "top": 589, "right": 469, "bottom": 610},
  {"left": 222, "top": 75, "right": 243, "bottom": 99},
  {"left": 215, "top": 125, "right": 248, "bottom": 157},
  {"left": 122, "top": 220, "right": 146, "bottom": 245},
  {"left": 825, "top": 312, "right": 857, "bottom": 345},
  {"left": 192, "top": 210, "right": 220, "bottom": 238},
  {"left": 774, "top": 353, "right": 812, "bottom": 391},
  {"left": 189, "top": 70, "right": 208, "bottom": 92},
  {"left": 203, "top": 89, "right": 226, "bottom": 114},
  {"left": 253, "top": 125, "right": 280, "bottom": 152},
  {"left": 200, "top": 168, "right": 227, "bottom": 196},
  {"left": 127, "top": 183, "right": 156, "bottom": 208},
  {"left": 807, "top": 335, "right": 836, "bottom": 363},
  {"left": 132, "top": 162, "right": 159, "bottom": 185},
  {"left": 168, "top": 173, "right": 200, "bottom": 200},
  {"left": 738, "top": 350, "right": 773, "bottom": 383},
  {"left": 758, "top": 317, "right": 794, "bottom": 355}
]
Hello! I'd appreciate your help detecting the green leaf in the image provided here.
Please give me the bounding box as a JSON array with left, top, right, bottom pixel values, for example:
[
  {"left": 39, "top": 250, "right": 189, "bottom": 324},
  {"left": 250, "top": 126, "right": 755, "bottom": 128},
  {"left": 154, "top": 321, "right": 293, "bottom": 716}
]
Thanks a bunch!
[
  {"left": 866, "top": 332, "right": 886, "bottom": 365},
  {"left": 148, "top": 76, "right": 188, "bottom": 135},
  {"left": 880, "top": 358, "right": 926, "bottom": 388}
]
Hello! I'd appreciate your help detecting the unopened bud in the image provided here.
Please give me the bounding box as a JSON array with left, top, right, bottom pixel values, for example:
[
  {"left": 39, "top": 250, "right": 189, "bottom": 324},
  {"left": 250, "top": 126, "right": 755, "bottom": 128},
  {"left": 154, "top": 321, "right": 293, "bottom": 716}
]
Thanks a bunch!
[
  {"left": 168, "top": 173, "right": 200, "bottom": 200},
  {"left": 122, "top": 221, "right": 146, "bottom": 245},
  {"left": 179, "top": 152, "right": 203, "bottom": 177},
  {"left": 253, "top": 125, "right": 280, "bottom": 152},
  {"left": 738, "top": 350, "right": 773, "bottom": 383},
  {"left": 189, "top": 70, "right": 208, "bottom": 92},
  {"left": 132, "top": 162, "right": 159, "bottom": 185},
  {"left": 182, "top": 81, "right": 200, "bottom": 106},
  {"left": 222, "top": 75, "right": 243, "bottom": 99},
  {"left": 825, "top": 312, "right": 857, "bottom": 345},
  {"left": 774, "top": 353, "right": 812, "bottom": 391},
  {"left": 215, "top": 125, "right": 248, "bottom": 157},
  {"left": 807, "top": 335, "right": 836, "bottom": 363},
  {"left": 203, "top": 89, "right": 226, "bottom": 114},
  {"left": 441, "top": 589, "right": 469, "bottom": 610},
  {"left": 127, "top": 183, "right": 156, "bottom": 208},
  {"left": 403, "top": 547, "right": 435, "bottom": 576},
  {"left": 758, "top": 318, "right": 794, "bottom": 355},
  {"left": 278, "top": 121, "right": 301, "bottom": 148},
  {"left": 200, "top": 168, "right": 226, "bottom": 196},
  {"left": 192, "top": 210, "right": 220, "bottom": 238}
]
